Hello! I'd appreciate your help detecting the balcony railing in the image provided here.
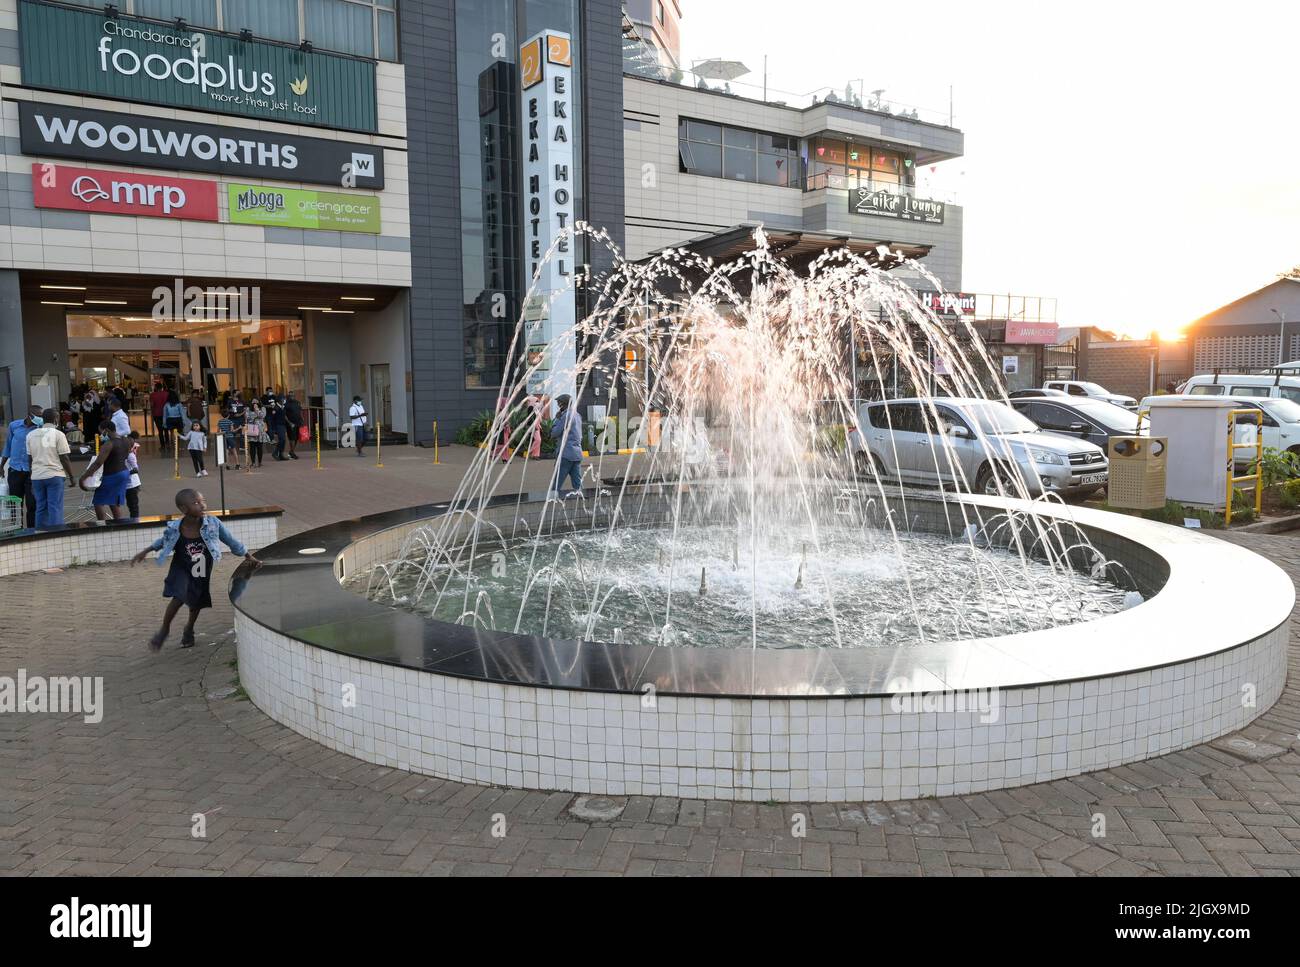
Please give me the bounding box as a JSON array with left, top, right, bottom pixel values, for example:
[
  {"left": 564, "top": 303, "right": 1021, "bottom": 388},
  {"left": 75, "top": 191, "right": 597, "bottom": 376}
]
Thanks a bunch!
[
  {"left": 623, "top": 57, "right": 954, "bottom": 128},
  {"left": 803, "top": 171, "right": 960, "bottom": 206}
]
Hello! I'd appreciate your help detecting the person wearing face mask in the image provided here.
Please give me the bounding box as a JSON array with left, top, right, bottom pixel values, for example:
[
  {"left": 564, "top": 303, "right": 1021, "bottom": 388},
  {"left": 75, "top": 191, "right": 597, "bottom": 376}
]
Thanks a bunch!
[
  {"left": 1, "top": 404, "right": 44, "bottom": 529},
  {"left": 25, "top": 408, "right": 74, "bottom": 528},
  {"left": 78, "top": 420, "right": 132, "bottom": 521}
]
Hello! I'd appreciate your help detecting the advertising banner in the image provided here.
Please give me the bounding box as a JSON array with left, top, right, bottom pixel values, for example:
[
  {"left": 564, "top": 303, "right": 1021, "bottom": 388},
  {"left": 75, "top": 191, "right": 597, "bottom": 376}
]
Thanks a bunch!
[
  {"left": 1005, "top": 321, "right": 1060, "bottom": 344},
  {"left": 226, "top": 184, "right": 381, "bottom": 233},
  {"left": 917, "top": 290, "right": 976, "bottom": 316},
  {"left": 18, "top": 0, "right": 377, "bottom": 132},
  {"left": 849, "top": 186, "right": 945, "bottom": 224},
  {"left": 519, "top": 30, "right": 577, "bottom": 399},
  {"left": 19, "top": 102, "right": 384, "bottom": 189},
  {"left": 31, "top": 162, "right": 218, "bottom": 221}
]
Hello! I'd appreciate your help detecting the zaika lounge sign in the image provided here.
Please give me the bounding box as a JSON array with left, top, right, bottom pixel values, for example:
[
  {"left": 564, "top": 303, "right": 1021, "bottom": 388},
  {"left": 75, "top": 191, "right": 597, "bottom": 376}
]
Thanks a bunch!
[
  {"left": 17, "top": 0, "right": 377, "bottom": 133},
  {"left": 849, "top": 187, "right": 945, "bottom": 225}
]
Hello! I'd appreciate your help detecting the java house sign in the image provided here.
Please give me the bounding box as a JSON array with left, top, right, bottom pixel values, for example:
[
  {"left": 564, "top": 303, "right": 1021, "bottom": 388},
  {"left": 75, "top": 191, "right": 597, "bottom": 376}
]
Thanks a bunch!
[
  {"left": 849, "top": 186, "right": 945, "bottom": 225},
  {"left": 519, "top": 31, "right": 577, "bottom": 398},
  {"left": 17, "top": 0, "right": 377, "bottom": 132}
]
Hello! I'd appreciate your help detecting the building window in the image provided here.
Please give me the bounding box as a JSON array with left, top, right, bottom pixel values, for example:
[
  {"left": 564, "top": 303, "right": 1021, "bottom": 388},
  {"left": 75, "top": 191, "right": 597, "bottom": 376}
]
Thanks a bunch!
[
  {"left": 657, "top": 1, "right": 666, "bottom": 25},
  {"left": 91, "top": 1, "right": 400, "bottom": 62},
  {"left": 679, "top": 118, "right": 797, "bottom": 187},
  {"left": 808, "top": 136, "right": 911, "bottom": 192}
]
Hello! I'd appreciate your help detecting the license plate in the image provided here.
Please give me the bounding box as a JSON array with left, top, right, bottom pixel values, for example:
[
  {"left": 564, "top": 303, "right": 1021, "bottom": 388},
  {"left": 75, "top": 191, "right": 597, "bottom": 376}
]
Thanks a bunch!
[{"left": 1081, "top": 472, "right": 1107, "bottom": 485}]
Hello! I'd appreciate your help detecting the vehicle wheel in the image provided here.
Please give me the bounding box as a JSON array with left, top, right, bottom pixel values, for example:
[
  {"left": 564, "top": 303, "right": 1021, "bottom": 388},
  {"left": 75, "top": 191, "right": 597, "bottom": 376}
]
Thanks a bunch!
[
  {"left": 975, "top": 463, "right": 1006, "bottom": 496},
  {"left": 854, "top": 450, "right": 880, "bottom": 479}
]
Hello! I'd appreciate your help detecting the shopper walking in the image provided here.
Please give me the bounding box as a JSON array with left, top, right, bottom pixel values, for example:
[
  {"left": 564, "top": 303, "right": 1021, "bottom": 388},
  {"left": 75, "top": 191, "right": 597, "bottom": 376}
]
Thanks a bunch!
[
  {"left": 266, "top": 393, "right": 288, "bottom": 461},
  {"left": 25, "top": 408, "right": 74, "bottom": 528},
  {"left": 549, "top": 395, "right": 585, "bottom": 497},
  {"left": 162, "top": 391, "right": 185, "bottom": 456},
  {"left": 284, "top": 391, "right": 304, "bottom": 459},
  {"left": 130, "top": 488, "right": 261, "bottom": 650},
  {"left": 78, "top": 420, "right": 132, "bottom": 521},
  {"left": 183, "top": 421, "right": 208, "bottom": 476},
  {"left": 187, "top": 389, "right": 207, "bottom": 432},
  {"left": 106, "top": 394, "right": 131, "bottom": 437},
  {"left": 348, "top": 396, "right": 368, "bottom": 457},
  {"left": 244, "top": 400, "right": 266, "bottom": 468},
  {"left": 150, "top": 382, "right": 168, "bottom": 448},
  {"left": 125, "top": 431, "right": 142, "bottom": 518},
  {"left": 1, "top": 404, "right": 43, "bottom": 529}
]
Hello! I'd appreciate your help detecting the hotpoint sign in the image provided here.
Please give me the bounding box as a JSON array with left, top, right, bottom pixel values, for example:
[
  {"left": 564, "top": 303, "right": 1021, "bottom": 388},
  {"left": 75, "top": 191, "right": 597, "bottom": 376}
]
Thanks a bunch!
[
  {"left": 519, "top": 30, "right": 577, "bottom": 399},
  {"left": 849, "top": 186, "right": 945, "bottom": 224},
  {"left": 17, "top": 0, "right": 377, "bottom": 133}
]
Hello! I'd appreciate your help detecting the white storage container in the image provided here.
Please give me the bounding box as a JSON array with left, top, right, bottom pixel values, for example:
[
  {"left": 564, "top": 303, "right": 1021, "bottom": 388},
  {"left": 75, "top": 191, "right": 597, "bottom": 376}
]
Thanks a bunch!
[{"left": 1145, "top": 398, "right": 1237, "bottom": 508}]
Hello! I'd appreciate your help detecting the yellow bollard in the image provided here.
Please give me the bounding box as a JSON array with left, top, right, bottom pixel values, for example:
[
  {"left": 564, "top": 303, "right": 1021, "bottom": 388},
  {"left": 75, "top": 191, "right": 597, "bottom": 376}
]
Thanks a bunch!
[
  {"left": 376, "top": 421, "right": 383, "bottom": 468},
  {"left": 173, "top": 433, "right": 180, "bottom": 480},
  {"left": 315, "top": 417, "right": 322, "bottom": 470},
  {"left": 433, "top": 420, "right": 439, "bottom": 464}
]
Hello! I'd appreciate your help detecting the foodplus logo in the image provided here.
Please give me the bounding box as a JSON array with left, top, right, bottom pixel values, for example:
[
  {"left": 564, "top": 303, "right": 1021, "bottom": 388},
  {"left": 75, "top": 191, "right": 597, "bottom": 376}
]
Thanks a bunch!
[
  {"left": 235, "top": 188, "right": 285, "bottom": 214},
  {"left": 97, "top": 23, "right": 277, "bottom": 97}
]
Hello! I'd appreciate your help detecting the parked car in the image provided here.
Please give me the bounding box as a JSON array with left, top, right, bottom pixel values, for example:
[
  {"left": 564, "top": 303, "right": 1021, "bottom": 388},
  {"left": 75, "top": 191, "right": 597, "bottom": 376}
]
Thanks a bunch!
[
  {"left": 847, "top": 397, "right": 1109, "bottom": 499},
  {"left": 1010, "top": 396, "right": 1148, "bottom": 452},
  {"left": 1043, "top": 379, "right": 1138, "bottom": 409},
  {"left": 1177, "top": 372, "right": 1300, "bottom": 404},
  {"left": 1007, "top": 387, "right": 1070, "bottom": 399},
  {"left": 1139, "top": 394, "right": 1300, "bottom": 463}
]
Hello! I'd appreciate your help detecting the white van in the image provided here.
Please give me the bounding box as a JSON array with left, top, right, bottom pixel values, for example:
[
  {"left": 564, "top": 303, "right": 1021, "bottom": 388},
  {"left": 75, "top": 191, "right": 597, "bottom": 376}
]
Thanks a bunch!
[{"left": 1179, "top": 371, "right": 1300, "bottom": 404}]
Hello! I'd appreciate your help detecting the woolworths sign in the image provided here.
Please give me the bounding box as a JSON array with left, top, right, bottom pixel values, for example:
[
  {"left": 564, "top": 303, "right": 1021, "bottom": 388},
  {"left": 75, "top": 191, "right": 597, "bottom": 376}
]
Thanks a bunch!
[{"left": 18, "top": 0, "right": 377, "bottom": 133}]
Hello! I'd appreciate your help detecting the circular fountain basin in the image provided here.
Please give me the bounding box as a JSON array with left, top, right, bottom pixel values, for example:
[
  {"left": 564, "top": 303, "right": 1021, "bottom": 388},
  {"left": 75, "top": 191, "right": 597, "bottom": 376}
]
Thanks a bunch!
[{"left": 231, "top": 490, "right": 1293, "bottom": 802}]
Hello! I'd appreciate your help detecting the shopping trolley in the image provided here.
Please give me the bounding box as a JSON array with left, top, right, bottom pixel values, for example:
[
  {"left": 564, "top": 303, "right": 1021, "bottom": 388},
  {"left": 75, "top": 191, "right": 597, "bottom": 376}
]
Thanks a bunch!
[{"left": 0, "top": 495, "right": 24, "bottom": 535}]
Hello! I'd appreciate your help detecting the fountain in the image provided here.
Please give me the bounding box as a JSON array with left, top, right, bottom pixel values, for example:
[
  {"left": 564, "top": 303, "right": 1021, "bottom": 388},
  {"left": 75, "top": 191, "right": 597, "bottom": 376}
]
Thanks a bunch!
[{"left": 231, "top": 229, "right": 1293, "bottom": 802}]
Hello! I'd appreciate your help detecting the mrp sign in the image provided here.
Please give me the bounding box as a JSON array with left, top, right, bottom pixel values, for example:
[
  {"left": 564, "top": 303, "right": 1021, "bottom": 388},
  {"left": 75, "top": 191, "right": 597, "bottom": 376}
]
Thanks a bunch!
[
  {"left": 31, "top": 163, "right": 218, "bottom": 221},
  {"left": 519, "top": 30, "right": 576, "bottom": 398},
  {"left": 17, "top": 0, "right": 377, "bottom": 132}
]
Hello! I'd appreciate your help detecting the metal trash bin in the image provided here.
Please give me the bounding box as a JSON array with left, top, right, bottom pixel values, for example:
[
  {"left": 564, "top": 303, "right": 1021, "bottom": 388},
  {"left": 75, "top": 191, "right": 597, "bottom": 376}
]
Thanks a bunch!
[{"left": 1107, "top": 436, "right": 1167, "bottom": 509}]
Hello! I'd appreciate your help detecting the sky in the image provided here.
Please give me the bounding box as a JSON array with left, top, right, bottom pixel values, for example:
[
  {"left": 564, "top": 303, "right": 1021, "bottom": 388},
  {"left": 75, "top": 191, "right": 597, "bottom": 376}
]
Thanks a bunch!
[{"left": 678, "top": 0, "right": 1300, "bottom": 338}]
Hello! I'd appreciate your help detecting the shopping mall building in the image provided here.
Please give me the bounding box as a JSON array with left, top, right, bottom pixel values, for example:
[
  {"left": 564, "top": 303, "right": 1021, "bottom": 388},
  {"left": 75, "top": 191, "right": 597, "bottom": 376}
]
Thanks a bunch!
[{"left": 1, "top": 0, "right": 988, "bottom": 439}]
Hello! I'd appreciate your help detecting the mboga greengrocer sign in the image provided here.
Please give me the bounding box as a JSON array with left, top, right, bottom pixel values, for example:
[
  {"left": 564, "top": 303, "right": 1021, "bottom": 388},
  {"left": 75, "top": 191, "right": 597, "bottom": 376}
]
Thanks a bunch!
[{"left": 17, "top": 0, "right": 377, "bottom": 133}]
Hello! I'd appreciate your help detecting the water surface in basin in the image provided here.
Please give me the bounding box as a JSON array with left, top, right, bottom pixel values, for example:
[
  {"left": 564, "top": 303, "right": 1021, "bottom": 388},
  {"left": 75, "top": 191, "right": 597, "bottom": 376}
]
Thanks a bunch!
[{"left": 368, "top": 523, "right": 1129, "bottom": 649}]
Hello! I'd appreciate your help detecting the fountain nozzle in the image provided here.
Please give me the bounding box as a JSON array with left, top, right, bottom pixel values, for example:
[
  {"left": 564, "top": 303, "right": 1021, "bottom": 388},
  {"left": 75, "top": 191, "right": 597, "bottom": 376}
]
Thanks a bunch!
[{"left": 699, "top": 566, "right": 707, "bottom": 597}]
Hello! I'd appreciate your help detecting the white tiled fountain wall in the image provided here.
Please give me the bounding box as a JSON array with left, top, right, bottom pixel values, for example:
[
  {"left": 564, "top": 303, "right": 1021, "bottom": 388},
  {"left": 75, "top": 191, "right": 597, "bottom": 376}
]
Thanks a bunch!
[
  {"left": 0, "top": 515, "right": 278, "bottom": 578},
  {"left": 236, "top": 511, "right": 1289, "bottom": 801}
]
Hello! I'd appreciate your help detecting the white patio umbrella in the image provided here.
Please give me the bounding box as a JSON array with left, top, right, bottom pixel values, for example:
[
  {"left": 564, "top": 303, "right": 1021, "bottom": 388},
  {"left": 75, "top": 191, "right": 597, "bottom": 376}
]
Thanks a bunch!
[{"left": 691, "top": 58, "right": 751, "bottom": 81}]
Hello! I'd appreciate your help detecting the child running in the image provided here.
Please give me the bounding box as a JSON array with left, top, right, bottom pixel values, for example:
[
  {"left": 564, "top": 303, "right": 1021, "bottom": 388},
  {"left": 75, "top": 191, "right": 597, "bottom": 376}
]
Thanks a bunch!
[{"left": 131, "top": 488, "right": 260, "bottom": 651}]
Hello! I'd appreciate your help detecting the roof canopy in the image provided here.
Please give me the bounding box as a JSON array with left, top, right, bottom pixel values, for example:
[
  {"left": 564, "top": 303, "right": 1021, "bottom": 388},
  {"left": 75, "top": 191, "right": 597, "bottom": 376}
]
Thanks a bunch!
[{"left": 645, "top": 225, "right": 931, "bottom": 272}]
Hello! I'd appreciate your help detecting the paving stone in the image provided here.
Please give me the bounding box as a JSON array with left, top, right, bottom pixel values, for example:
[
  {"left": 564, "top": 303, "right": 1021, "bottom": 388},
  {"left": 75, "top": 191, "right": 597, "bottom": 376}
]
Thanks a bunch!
[{"left": 2, "top": 476, "right": 1298, "bottom": 877}]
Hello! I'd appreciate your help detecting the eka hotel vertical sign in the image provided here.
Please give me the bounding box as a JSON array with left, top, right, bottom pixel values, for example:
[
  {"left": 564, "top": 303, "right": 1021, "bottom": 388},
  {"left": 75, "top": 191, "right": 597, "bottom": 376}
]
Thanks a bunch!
[{"left": 519, "top": 31, "right": 576, "bottom": 398}]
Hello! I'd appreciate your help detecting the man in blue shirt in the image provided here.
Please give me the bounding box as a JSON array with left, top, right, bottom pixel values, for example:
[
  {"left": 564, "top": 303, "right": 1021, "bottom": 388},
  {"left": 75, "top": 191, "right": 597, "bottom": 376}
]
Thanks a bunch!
[{"left": 1, "top": 404, "right": 44, "bottom": 528}]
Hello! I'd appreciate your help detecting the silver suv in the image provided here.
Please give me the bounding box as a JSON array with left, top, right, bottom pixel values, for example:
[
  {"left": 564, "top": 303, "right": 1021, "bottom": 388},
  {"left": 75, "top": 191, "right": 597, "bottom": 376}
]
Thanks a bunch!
[{"left": 847, "top": 397, "right": 1109, "bottom": 499}]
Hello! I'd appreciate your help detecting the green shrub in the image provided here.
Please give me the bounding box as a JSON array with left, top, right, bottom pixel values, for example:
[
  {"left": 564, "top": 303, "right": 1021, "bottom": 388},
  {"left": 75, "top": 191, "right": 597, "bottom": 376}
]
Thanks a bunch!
[
  {"left": 1255, "top": 446, "right": 1300, "bottom": 488},
  {"left": 454, "top": 410, "right": 495, "bottom": 447},
  {"left": 816, "top": 423, "right": 848, "bottom": 453},
  {"left": 1284, "top": 477, "right": 1300, "bottom": 501}
]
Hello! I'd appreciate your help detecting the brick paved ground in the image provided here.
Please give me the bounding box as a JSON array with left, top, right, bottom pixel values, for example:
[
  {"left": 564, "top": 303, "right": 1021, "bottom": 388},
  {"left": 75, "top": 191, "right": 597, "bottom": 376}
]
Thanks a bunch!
[{"left": 1, "top": 455, "right": 1297, "bottom": 875}]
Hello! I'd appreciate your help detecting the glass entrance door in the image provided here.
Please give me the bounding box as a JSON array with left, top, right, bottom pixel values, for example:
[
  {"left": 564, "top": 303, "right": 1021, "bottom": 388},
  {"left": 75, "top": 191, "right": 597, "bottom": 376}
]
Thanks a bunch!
[{"left": 370, "top": 364, "right": 392, "bottom": 431}]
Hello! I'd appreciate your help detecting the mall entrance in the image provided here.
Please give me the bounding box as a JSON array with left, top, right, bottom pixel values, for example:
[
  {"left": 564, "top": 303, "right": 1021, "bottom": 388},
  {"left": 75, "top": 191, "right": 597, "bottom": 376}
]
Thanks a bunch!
[{"left": 11, "top": 270, "right": 413, "bottom": 449}]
